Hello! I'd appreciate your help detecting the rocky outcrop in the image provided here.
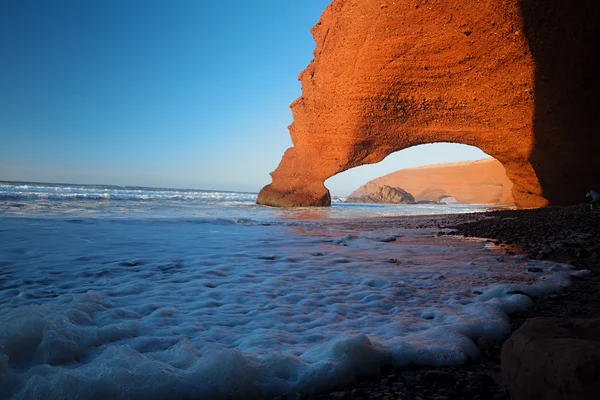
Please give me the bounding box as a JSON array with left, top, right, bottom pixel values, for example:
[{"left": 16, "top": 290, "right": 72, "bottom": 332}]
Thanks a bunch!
[
  {"left": 348, "top": 158, "right": 514, "bottom": 205},
  {"left": 501, "top": 318, "right": 600, "bottom": 400},
  {"left": 258, "top": 0, "right": 600, "bottom": 208},
  {"left": 439, "top": 196, "right": 457, "bottom": 204},
  {"left": 346, "top": 185, "right": 414, "bottom": 204}
]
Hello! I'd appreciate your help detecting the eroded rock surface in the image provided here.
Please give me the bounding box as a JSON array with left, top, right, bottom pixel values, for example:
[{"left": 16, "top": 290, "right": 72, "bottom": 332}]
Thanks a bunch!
[
  {"left": 501, "top": 318, "right": 600, "bottom": 400},
  {"left": 348, "top": 158, "right": 514, "bottom": 205},
  {"left": 346, "top": 185, "right": 414, "bottom": 204},
  {"left": 258, "top": 0, "right": 600, "bottom": 208}
]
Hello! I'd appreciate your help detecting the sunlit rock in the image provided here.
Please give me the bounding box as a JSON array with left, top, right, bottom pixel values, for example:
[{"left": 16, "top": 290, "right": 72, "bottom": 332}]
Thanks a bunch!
[
  {"left": 258, "top": 0, "right": 600, "bottom": 208},
  {"left": 346, "top": 185, "right": 414, "bottom": 204}
]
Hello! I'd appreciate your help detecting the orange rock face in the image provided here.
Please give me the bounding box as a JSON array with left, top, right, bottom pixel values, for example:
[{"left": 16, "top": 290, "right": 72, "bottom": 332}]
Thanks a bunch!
[
  {"left": 349, "top": 158, "right": 514, "bottom": 205},
  {"left": 258, "top": 0, "right": 600, "bottom": 208}
]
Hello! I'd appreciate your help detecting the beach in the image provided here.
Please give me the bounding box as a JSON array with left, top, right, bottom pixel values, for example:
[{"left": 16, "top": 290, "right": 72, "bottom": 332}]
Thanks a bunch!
[
  {"left": 0, "top": 182, "right": 594, "bottom": 399},
  {"left": 312, "top": 204, "right": 599, "bottom": 400},
  {"left": 3, "top": 0, "right": 598, "bottom": 398}
]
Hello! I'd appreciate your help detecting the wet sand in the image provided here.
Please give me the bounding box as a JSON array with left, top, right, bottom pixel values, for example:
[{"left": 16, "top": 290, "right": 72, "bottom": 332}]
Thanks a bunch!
[{"left": 303, "top": 204, "right": 599, "bottom": 400}]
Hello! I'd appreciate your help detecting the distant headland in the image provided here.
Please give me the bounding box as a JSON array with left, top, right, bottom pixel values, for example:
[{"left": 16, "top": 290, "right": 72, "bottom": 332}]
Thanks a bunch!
[{"left": 346, "top": 158, "right": 514, "bottom": 205}]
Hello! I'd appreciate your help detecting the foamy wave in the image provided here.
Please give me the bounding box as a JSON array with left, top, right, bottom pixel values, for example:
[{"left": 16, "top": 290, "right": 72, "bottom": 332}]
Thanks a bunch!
[
  {"left": 232, "top": 218, "right": 319, "bottom": 227},
  {"left": 0, "top": 214, "right": 586, "bottom": 399},
  {"left": 0, "top": 192, "right": 256, "bottom": 202},
  {"left": 0, "top": 183, "right": 257, "bottom": 203}
]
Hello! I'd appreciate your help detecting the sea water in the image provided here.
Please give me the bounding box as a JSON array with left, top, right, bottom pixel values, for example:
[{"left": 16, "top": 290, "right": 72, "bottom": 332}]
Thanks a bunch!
[{"left": 0, "top": 182, "right": 584, "bottom": 399}]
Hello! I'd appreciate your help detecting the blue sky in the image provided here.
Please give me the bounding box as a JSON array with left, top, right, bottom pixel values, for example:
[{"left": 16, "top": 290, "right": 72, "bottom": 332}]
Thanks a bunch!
[{"left": 0, "top": 0, "right": 487, "bottom": 196}]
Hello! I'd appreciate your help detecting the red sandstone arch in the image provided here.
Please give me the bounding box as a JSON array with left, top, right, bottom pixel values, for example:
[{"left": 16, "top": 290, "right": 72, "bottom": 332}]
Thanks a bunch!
[{"left": 258, "top": 0, "right": 600, "bottom": 208}]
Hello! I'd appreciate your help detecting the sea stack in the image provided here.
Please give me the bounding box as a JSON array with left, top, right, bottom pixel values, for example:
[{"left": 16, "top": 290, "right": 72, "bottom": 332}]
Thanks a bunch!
[{"left": 346, "top": 185, "right": 415, "bottom": 204}]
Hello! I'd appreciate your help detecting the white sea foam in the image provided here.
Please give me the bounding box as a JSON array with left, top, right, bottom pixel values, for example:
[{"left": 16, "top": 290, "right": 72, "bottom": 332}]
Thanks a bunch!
[
  {"left": 0, "top": 209, "right": 583, "bottom": 400},
  {"left": 0, "top": 187, "right": 257, "bottom": 202}
]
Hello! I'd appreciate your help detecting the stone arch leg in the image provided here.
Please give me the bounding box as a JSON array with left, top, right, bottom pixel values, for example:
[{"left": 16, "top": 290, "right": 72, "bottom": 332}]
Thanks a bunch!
[{"left": 257, "top": 147, "right": 332, "bottom": 207}]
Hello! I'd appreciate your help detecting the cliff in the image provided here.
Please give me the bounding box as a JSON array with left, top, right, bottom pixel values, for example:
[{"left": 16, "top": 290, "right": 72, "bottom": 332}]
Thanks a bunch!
[
  {"left": 349, "top": 158, "right": 514, "bottom": 205},
  {"left": 257, "top": 0, "right": 600, "bottom": 208}
]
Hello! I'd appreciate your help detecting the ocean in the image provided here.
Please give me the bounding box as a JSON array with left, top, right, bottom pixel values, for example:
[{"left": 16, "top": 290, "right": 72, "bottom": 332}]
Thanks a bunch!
[{"left": 0, "top": 182, "right": 582, "bottom": 399}]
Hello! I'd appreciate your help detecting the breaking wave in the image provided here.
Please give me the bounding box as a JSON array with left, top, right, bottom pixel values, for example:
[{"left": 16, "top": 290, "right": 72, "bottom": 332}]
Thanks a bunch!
[{"left": 0, "top": 182, "right": 257, "bottom": 203}]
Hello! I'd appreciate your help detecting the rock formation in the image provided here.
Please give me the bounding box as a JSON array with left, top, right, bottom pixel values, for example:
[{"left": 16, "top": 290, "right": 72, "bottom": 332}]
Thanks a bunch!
[
  {"left": 258, "top": 0, "right": 600, "bottom": 208},
  {"left": 346, "top": 185, "right": 415, "bottom": 204},
  {"left": 501, "top": 318, "right": 600, "bottom": 400},
  {"left": 348, "top": 158, "right": 514, "bottom": 205},
  {"left": 438, "top": 196, "right": 457, "bottom": 204}
]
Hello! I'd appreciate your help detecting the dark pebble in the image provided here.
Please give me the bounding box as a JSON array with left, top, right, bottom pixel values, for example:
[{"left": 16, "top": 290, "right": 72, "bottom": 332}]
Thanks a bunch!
[
  {"left": 492, "top": 390, "right": 511, "bottom": 400},
  {"left": 424, "top": 371, "right": 457, "bottom": 387},
  {"left": 328, "top": 391, "right": 348, "bottom": 400},
  {"left": 577, "top": 249, "right": 591, "bottom": 258}
]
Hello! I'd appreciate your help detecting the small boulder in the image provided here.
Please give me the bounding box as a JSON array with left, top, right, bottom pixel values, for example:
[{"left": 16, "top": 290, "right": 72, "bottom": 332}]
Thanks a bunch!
[
  {"left": 423, "top": 371, "right": 457, "bottom": 387},
  {"left": 501, "top": 317, "right": 600, "bottom": 400},
  {"left": 346, "top": 185, "right": 415, "bottom": 204},
  {"left": 439, "top": 195, "right": 458, "bottom": 204}
]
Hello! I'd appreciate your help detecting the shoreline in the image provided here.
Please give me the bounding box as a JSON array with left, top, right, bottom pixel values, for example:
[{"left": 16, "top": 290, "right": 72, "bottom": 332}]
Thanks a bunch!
[
  {"left": 301, "top": 204, "right": 598, "bottom": 400},
  {"left": 2, "top": 200, "right": 596, "bottom": 399}
]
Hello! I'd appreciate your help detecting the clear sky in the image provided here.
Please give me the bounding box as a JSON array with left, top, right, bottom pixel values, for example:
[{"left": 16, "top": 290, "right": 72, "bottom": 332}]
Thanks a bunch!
[{"left": 0, "top": 0, "right": 488, "bottom": 196}]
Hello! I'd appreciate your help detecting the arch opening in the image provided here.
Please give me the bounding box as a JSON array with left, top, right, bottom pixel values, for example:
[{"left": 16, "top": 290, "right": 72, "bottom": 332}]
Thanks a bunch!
[{"left": 325, "top": 143, "right": 515, "bottom": 206}]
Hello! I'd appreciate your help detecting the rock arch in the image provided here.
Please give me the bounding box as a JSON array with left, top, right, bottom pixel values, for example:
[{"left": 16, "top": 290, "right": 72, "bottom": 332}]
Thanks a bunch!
[{"left": 258, "top": 0, "right": 600, "bottom": 208}]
